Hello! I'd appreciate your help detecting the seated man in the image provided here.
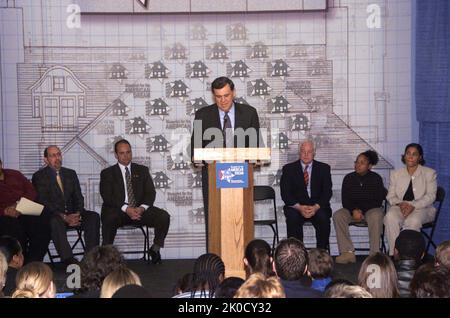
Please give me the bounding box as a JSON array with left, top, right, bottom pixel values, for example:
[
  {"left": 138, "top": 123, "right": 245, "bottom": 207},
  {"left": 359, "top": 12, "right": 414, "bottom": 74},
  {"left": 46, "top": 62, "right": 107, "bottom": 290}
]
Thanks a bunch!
[
  {"left": 0, "top": 157, "right": 50, "bottom": 263},
  {"left": 100, "top": 139, "right": 170, "bottom": 264},
  {"left": 394, "top": 229, "right": 426, "bottom": 298},
  {"left": 280, "top": 140, "right": 332, "bottom": 249},
  {"left": 32, "top": 146, "right": 100, "bottom": 265}
]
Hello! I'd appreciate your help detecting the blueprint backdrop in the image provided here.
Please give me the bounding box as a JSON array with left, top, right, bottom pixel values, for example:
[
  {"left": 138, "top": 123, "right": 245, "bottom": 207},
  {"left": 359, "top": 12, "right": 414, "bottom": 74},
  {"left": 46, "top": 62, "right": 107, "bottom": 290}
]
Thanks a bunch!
[{"left": 0, "top": 0, "right": 414, "bottom": 259}]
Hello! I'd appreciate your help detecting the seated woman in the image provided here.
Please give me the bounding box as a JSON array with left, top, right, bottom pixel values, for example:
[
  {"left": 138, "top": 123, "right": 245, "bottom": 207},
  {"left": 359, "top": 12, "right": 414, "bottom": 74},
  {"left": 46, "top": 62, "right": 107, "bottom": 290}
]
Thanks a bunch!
[
  {"left": 333, "top": 150, "right": 386, "bottom": 264},
  {"left": 384, "top": 143, "right": 437, "bottom": 255}
]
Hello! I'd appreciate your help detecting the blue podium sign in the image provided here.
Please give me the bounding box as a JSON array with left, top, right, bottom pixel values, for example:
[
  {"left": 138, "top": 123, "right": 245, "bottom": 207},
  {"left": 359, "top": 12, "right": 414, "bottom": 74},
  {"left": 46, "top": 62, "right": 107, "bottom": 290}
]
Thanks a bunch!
[{"left": 216, "top": 162, "right": 248, "bottom": 188}]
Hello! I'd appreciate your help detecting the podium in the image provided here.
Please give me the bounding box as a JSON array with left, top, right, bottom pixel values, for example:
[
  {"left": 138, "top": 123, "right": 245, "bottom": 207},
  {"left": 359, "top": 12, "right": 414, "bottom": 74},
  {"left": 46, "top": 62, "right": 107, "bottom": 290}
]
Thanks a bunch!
[{"left": 194, "top": 147, "right": 271, "bottom": 278}]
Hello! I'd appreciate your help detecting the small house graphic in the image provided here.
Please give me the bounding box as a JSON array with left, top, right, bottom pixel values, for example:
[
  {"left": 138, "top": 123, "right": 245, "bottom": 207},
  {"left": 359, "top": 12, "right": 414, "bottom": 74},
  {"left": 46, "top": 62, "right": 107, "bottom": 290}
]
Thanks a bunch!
[
  {"left": 270, "top": 59, "right": 291, "bottom": 78},
  {"left": 29, "top": 66, "right": 87, "bottom": 131},
  {"left": 188, "top": 97, "right": 209, "bottom": 115},
  {"left": 308, "top": 60, "right": 329, "bottom": 76},
  {"left": 189, "top": 172, "right": 203, "bottom": 188},
  {"left": 191, "top": 24, "right": 208, "bottom": 40},
  {"left": 248, "top": 79, "right": 271, "bottom": 97},
  {"left": 145, "top": 61, "right": 170, "bottom": 79},
  {"left": 270, "top": 169, "right": 283, "bottom": 187},
  {"left": 209, "top": 42, "right": 229, "bottom": 60},
  {"left": 168, "top": 43, "right": 187, "bottom": 60},
  {"left": 110, "top": 63, "right": 127, "bottom": 80},
  {"left": 187, "top": 61, "right": 210, "bottom": 79},
  {"left": 166, "top": 80, "right": 190, "bottom": 99},
  {"left": 250, "top": 42, "right": 269, "bottom": 59},
  {"left": 170, "top": 154, "right": 190, "bottom": 171},
  {"left": 272, "top": 132, "right": 289, "bottom": 150},
  {"left": 228, "top": 60, "right": 251, "bottom": 78},
  {"left": 227, "top": 23, "right": 247, "bottom": 41},
  {"left": 270, "top": 96, "right": 291, "bottom": 114},
  {"left": 291, "top": 114, "right": 310, "bottom": 131},
  {"left": 127, "top": 117, "right": 150, "bottom": 135},
  {"left": 234, "top": 97, "right": 250, "bottom": 105},
  {"left": 189, "top": 207, "right": 205, "bottom": 224},
  {"left": 153, "top": 172, "right": 171, "bottom": 189},
  {"left": 149, "top": 135, "right": 170, "bottom": 152},
  {"left": 146, "top": 98, "right": 169, "bottom": 116},
  {"left": 112, "top": 99, "right": 129, "bottom": 117}
]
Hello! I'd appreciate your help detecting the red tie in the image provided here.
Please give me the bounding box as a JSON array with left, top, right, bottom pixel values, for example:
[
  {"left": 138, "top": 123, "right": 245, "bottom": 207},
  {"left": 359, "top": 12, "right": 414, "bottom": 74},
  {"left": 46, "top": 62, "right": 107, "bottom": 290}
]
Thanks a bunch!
[{"left": 304, "top": 165, "right": 309, "bottom": 186}]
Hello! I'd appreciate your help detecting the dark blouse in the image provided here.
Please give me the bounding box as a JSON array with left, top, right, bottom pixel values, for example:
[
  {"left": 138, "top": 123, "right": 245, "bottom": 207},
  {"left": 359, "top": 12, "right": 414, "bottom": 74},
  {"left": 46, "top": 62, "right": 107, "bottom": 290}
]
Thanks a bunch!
[{"left": 341, "top": 170, "right": 386, "bottom": 214}]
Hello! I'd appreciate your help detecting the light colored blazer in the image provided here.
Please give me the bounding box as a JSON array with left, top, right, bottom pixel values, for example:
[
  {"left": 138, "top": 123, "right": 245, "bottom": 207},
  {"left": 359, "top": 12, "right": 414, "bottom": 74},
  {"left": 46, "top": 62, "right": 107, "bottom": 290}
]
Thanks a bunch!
[{"left": 387, "top": 165, "right": 437, "bottom": 210}]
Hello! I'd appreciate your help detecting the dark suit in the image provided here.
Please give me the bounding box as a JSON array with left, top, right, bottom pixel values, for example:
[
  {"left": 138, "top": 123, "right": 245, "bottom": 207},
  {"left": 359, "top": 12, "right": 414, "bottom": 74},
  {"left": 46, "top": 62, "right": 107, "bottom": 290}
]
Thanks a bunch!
[
  {"left": 191, "top": 103, "right": 260, "bottom": 250},
  {"left": 100, "top": 163, "right": 170, "bottom": 247},
  {"left": 280, "top": 160, "right": 332, "bottom": 249},
  {"left": 32, "top": 166, "right": 100, "bottom": 260}
]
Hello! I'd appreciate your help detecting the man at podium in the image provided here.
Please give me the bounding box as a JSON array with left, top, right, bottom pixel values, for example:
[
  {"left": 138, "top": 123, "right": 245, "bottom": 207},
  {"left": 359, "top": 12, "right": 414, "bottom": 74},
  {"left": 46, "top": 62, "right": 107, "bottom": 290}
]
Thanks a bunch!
[{"left": 191, "top": 77, "right": 261, "bottom": 251}]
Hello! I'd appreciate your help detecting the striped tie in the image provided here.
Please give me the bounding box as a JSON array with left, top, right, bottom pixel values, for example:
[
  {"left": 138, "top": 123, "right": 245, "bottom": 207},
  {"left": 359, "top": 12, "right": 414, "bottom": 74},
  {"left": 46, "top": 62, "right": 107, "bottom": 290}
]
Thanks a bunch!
[
  {"left": 303, "top": 165, "right": 309, "bottom": 186},
  {"left": 125, "top": 167, "right": 136, "bottom": 207}
]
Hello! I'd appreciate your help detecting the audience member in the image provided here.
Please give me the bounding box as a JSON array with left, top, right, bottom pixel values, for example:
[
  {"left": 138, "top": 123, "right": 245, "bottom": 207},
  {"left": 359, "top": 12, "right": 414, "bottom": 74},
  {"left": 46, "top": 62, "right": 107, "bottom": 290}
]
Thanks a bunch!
[
  {"left": 435, "top": 240, "right": 450, "bottom": 269},
  {"left": 72, "top": 245, "right": 125, "bottom": 298},
  {"left": 100, "top": 267, "right": 142, "bottom": 298},
  {"left": 308, "top": 248, "right": 333, "bottom": 292},
  {"left": 12, "top": 262, "right": 55, "bottom": 298},
  {"left": 410, "top": 263, "right": 450, "bottom": 298},
  {"left": 244, "top": 239, "right": 274, "bottom": 278},
  {"left": 394, "top": 229, "right": 425, "bottom": 297},
  {"left": 112, "top": 284, "right": 152, "bottom": 298},
  {"left": 173, "top": 253, "right": 225, "bottom": 298},
  {"left": 273, "top": 238, "right": 322, "bottom": 298},
  {"left": 215, "top": 277, "right": 245, "bottom": 298},
  {"left": 0, "top": 251, "right": 7, "bottom": 298},
  {"left": 173, "top": 272, "right": 194, "bottom": 296},
  {"left": 235, "top": 273, "right": 285, "bottom": 298},
  {"left": 0, "top": 236, "right": 24, "bottom": 296},
  {"left": 358, "top": 252, "right": 399, "bottom": 298},
  {"left": 325, "top": 283, "right": 373, "bottom": 298}
]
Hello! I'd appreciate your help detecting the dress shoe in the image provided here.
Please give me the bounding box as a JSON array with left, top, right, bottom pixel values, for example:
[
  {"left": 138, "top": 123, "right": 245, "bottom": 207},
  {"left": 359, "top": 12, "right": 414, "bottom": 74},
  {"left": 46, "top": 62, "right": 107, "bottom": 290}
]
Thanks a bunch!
[
  {"left": 149, "top": 250, "right": 162, "bottom": 264},
  {"left": 335, "top": 251, "right": 356, "bottom": 264}
]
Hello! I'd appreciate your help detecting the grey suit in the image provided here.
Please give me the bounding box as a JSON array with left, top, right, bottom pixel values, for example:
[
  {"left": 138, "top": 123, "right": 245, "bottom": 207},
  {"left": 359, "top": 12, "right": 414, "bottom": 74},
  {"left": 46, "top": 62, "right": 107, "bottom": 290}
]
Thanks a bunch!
[{"left": 384, "top": 165, "right": 437, "bottom": 255}]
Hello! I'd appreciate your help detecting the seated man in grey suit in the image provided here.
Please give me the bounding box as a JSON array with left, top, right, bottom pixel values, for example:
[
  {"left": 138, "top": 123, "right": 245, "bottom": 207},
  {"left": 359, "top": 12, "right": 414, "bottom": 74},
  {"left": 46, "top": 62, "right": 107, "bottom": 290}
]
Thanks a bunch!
[
  {"left": 100, "top": 139, "right": 170, "bottom": 264},
  {"left": 32, "top": 146, "right": 100, "bottom": 265}
]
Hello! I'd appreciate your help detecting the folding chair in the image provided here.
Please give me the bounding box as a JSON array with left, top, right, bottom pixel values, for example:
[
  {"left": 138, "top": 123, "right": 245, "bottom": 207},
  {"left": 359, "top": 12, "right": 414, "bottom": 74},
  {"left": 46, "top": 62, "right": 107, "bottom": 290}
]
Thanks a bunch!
[
  {"left": 421, "top": 186, "right": 445, "bottom": 254},
  {"left": 253, "top": 185, "right": 279, "bottom": 251},
  {"left": 47, "top": 226, "right": 85, "bottom": 265}
]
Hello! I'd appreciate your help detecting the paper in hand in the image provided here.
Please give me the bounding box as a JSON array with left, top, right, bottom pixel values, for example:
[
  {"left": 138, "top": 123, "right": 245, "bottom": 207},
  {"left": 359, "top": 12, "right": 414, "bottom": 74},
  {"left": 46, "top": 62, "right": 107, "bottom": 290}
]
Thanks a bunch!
[{"left": 16, "top": 197, "right": 44, "bottom": 216}]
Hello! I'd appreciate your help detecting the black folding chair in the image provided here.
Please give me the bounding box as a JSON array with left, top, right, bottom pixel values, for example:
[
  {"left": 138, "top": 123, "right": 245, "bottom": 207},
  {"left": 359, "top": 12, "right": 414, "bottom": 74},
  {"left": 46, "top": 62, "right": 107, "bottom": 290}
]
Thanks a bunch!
[
  {"left": 47, "top": 226, "right": 85, "bottom": 265},
  {"left": 118, "top": 225, "right": 151, "bottom": 262},
  {"left": 421, "top": 186, "right": 445, "bottom": 254},
  {"left": 253, "top": 185, "right": 280, "bottom": 251}
]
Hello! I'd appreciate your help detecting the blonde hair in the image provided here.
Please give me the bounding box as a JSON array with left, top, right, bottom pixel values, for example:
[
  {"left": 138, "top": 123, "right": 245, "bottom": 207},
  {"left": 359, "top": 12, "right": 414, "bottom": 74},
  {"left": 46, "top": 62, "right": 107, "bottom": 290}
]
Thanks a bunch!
[
  {"left": 234, "top": 273, "right": 285, "bottom": 298},
  {"left": 0, "top": 252, "right": 7, "bottom": 291},
  {"left": 358, "top": 253, "right": 399, "bottom": 298},
  {"left": 12, "top": 262, "right": 54, "bottom": 298},
  {"left": 100, "top": 267, "right": 142, "bottom": 298},
  {"left": 325, "top": 284, "right": 373, "bottom": 298}
]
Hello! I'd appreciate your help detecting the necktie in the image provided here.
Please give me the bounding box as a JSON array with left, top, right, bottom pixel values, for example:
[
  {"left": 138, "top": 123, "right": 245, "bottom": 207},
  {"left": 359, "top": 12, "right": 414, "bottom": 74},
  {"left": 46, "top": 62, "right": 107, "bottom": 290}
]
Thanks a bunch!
[
  {"left": 222, "top": 112, "right": 232, "bottom": 147},
  {"left": 125, "top": 167, "right": 136, "bottom": 207},
  {"left": 56, "top": 171, "right": 64, "bottom": 193},
  {"left": 303, "top": 165, "right": 309, "bottom": 187}
]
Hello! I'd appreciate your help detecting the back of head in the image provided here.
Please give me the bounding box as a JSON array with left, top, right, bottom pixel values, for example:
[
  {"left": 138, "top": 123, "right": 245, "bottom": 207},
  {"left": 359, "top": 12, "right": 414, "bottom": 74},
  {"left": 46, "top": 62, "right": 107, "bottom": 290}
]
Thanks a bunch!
[
  {"left": 12, "top": 262, "right": 54, "bottom": 298},
  {"left": 274, "top": 238, "right": 308, "bottom": 281},
  {"left": 325, "top": 283, "right": 373, "bottom": 298},
  {"left": 174, "top": 272, "right": 195, "bottom": 295},
  {"left": 234, "top": 273, "right": 285, "bottom": 298},
  {"left": 436, "top": 240, "right": 450, "bottom": 269},
  {"left": 358, "top": 252, "right": 399, "bottom": 298},
  {"left": 112, "top": 284, "right": 152, "bottom": 298},
  {"left": 308, "top": 248, "right": 334, "bottom": 279},
  {"left": 395, "top": 230, "right": 425, "bottom": 261},
  {"left": 100, "top": 267, "right": 142, "bottom": 298},
  {"left": 215, "top": 277, "right": 245, "bottom": 298},
  {"left": 79, "top": 245, "right": 125, "bottom": 292},
  {"left": 0, "top": 235, "right": 22, "bottom": 264},
  {"left": 410, "top": 263, "right": 450, "bottom": 298},
  {"left": 244, "top": 239, "right": 273, "bottom": 277},
  {"left": 193, "top": 253, "right": 225, "bottom": 297}
]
